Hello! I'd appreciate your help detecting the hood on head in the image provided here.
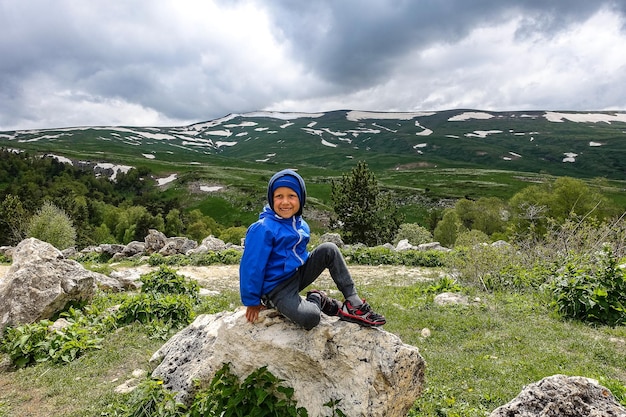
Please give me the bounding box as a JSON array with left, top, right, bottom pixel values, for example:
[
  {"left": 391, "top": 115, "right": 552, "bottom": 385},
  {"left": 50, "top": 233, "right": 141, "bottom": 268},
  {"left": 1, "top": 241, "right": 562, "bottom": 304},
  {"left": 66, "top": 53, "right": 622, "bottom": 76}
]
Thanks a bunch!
[{"left": 267, "top": 169, "right": 306, "bottom": 216}]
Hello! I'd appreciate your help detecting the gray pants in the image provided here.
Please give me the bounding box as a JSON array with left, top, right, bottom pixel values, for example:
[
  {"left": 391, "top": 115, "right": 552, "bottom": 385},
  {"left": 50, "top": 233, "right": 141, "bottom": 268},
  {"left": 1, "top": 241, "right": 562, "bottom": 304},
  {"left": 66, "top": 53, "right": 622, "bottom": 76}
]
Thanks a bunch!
[{"left": 265, "top": 242, "right": 357, "bottom": 330}]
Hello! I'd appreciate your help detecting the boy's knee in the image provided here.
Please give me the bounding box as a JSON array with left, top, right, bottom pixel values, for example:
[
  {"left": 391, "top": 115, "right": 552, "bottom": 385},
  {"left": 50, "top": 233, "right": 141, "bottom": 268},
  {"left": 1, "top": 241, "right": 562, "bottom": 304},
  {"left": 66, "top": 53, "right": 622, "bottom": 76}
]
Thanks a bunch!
[
  {"left": 301, "top": 313, "right": 321, "bottom": 330},
  {"left": 316, "top": 242, "right": 341, "bottom": 258}
]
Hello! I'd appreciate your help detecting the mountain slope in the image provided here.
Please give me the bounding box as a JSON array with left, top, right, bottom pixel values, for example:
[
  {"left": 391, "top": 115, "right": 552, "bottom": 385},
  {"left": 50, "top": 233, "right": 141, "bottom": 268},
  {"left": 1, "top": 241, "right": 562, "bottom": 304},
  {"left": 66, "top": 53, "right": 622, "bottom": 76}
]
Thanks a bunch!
[{"left": 2, "top": 109, "right": 626, "bottom": 180}]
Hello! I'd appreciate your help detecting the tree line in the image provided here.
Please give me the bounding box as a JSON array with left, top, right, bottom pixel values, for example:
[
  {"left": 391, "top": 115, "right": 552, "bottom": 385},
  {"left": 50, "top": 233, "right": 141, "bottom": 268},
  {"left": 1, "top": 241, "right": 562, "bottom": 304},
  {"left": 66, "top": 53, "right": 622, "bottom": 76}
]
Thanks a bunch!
[
  {"left": 0, "top": 149, "right": 620, "bottom": 251},
  {"left": 0, "top": 149, "right": 229, "bottom": 249},
  {"left": 330, "top": 161, "right": 621, "bottom": 248}
]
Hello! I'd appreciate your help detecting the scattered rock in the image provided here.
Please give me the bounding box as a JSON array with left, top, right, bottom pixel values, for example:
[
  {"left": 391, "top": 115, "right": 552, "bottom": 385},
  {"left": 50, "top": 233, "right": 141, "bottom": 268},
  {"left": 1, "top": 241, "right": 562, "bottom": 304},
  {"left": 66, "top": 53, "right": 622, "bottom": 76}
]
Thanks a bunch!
[
  {"left": 144, "top": 229, "right": 168, "bottom": 253},
  {"left": 417, "top": 242, "right": 451, "bottom": 252},
  {"left": 0, "top": 238, "right": 101, "bottom": 334},
  {"left": 319, "top": 233, "right": 345, "bottom": 248},
  {"left": 490, "top": 374, "right": 626, "bottom": 416},
  {"left": 434, "top": 292, "right": 469, "bottom": 305},
  {"left": 158, "top": 237, "right": 197, "bottom": 256}
]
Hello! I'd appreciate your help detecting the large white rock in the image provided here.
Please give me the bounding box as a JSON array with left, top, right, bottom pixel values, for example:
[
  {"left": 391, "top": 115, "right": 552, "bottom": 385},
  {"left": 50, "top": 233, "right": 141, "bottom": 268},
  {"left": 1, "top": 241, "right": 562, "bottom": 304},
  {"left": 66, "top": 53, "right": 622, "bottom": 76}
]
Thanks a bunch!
[
  {"left": 490, "top": 374, "right": 626, "bottom": 416},
  {"left": 150, "top": 309, "right": 425, "bottom": 417},
  {"left": 0, "top": 238, "right": 101, "bottom": 333}
]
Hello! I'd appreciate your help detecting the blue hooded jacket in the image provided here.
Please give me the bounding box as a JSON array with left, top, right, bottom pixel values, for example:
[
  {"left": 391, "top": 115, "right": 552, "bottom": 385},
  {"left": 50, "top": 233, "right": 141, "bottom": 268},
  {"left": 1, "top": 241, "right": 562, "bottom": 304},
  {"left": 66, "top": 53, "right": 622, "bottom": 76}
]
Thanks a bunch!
[{"left": 239, "top": 170, "right": 309, "bottom": 306}]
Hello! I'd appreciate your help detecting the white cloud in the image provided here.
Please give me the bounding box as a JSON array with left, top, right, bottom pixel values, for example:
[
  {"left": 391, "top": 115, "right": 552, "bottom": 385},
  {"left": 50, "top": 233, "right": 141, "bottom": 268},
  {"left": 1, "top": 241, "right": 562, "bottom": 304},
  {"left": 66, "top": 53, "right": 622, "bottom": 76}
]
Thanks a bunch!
[{"left": 1, "top": 1, "right": 625, "bottom": 130}]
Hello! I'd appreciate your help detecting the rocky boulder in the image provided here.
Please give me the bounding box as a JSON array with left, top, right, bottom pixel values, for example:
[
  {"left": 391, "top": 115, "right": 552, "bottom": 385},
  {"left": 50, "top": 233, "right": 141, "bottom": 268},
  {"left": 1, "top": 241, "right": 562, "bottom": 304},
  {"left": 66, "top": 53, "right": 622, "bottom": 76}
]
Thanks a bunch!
[
  {"left": 150, "top": 309, "right": 425, "bottom": 417},
  {"left": 198, "top": 235, "right": 228, "bottom": 252},
  {"left": 490, "top": 374, "right": 626, "bottom": 416},
  {"left": 319, "top": 232, "right": 345, "bottom": 248},
  {"left": 158, "top": 237, "right": 197, "bottom": 256},
  {"left": 144, "top": 229, "right": 167, "bottom": 253},
  {"left": 0, "top": 238, "right": 105, "bottom": 334}
]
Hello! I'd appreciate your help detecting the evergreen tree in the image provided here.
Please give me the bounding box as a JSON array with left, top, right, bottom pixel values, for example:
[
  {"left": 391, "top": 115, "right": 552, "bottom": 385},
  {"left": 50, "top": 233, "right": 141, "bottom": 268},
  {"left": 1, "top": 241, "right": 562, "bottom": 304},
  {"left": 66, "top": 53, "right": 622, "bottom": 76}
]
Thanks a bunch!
[
  {"left": 331, "top": 161, "right": 403, "bottom": 246},
  {"left": 0, "top": 194, "right": 29, "bottom": 245}
]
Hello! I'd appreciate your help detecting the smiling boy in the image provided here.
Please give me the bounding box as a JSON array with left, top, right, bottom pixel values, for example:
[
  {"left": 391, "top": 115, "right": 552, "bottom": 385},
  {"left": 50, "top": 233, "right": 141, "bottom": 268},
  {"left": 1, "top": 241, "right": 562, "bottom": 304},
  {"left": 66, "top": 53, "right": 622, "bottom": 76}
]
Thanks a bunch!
[{"left": 239, "top": 168, "right": 386, "bottom": 330}]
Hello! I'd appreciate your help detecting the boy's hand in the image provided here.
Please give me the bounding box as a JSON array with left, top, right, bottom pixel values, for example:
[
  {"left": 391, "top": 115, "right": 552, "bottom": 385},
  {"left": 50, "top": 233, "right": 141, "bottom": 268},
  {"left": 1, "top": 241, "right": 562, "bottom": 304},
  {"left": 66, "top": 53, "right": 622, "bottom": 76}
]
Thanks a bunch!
[{"left": 245, "top": 305, "right": 266, "bottom": 323}]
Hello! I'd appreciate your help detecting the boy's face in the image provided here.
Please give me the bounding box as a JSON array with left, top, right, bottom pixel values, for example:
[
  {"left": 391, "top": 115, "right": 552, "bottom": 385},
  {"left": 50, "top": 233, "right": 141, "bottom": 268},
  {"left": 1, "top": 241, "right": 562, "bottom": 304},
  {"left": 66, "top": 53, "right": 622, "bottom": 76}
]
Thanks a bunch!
[{"left": 273, "top": 186, "right": 300, "bottom": 219}]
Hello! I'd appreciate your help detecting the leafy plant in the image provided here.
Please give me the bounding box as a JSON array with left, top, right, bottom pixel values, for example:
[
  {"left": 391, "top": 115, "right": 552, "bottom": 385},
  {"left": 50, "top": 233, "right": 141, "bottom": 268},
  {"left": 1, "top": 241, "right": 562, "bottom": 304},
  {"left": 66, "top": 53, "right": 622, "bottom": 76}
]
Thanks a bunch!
[
  {"left": 393, "top": 223, "right": 433, "bottom": 246},
  {"left": 188, "top": 363, "right": 308, "bottom": 417},
  {"left": 116, "top": 293, "right": 195, "bottom": 330},
  {"left": 426, "top": 276, "right": 462, "bottom": 294},
  {"left": 550, "top": 245, "right": 626, "bottom": 326},
  {"left": 0, "top": 308, "right": 104, "bottom": 368},
  {"left": 141, "top": 266, "right": 200, "bottom": 302},
  {"left": 115, "top": 266, "right": 200, "bottom": 337},
  {"left": 341, "top": 246, "right": 445, "bottom": 267},
  {"left": 26, "top": 201, "right": 77, "bottom": 250},
  {"left": 117, "top": 379, "right": 184, "bottom": 417}
]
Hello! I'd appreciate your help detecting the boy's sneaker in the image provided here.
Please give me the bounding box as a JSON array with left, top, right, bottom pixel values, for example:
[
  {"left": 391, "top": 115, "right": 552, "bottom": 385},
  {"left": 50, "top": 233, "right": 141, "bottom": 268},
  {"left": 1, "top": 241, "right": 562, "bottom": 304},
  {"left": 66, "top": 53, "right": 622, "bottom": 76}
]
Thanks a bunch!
[
  {"left": 339, "top": 300, "right": 386, "bottom": 327},
  {"left": 306, "top": 290, "right": 341, "bottom": 316}
]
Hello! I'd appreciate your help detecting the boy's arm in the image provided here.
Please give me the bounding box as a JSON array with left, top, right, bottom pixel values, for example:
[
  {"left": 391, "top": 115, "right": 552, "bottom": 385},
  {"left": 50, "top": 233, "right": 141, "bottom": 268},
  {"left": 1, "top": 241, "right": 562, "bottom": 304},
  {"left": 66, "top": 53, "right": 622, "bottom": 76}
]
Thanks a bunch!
[{"left": 239, "top": 223, "right": 273, "bottom": 307}]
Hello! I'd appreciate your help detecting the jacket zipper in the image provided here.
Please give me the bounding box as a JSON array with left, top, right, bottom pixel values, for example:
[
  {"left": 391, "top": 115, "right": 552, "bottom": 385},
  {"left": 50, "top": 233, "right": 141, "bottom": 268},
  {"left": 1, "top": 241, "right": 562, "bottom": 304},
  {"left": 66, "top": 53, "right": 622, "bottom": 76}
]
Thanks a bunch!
[{"left": 291, "top": 216, "right": 304, "bottom": 265}]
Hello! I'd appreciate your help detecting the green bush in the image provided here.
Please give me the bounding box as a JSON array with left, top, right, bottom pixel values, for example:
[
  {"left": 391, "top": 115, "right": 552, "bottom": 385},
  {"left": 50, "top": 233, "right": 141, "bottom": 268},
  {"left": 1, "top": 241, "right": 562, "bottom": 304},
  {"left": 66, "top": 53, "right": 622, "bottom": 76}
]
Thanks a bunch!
[
  {"left": 550, "top": 245, "right": 626, "bottom": 326},
  {"left": 454, "top": 229, "right": 490, "bottom": 247},
  {"left": 26, "top": 201, "right": 77, "bottom": 250},
  {"left": 109, "top": 363, "right": 337, "bottom": 417},
  {"left": 115, "top": 266, "right": 201, "bottom": 337},
  {"left": 148, "top": 253, "right": 191, "bottom": 266},
  {"left": 393, "top": 223, "right": 433, "bottom": 246},
  {"left": 114, "top": 378, "right": 183, "bottom": 417},
  {"left": 219, "top": 226, "right": 247, "bottom": 245},
  {"left": 0, "top": 308, "right": 105, "bottom": 368},
  {"left": 341, "top": 246, "right": 446, "bottom": 267},
  {"left": 141, "top": 266, "right": 200, "bottom": 302},
  {"left": 189, "top": 363, "right": 308, "bottom": 417},
  {"left": 148, "top": 250, "right": 243, "bottom": 267},
  {"left": 117, "top": 293, "right": 195, "bottom": 329}
]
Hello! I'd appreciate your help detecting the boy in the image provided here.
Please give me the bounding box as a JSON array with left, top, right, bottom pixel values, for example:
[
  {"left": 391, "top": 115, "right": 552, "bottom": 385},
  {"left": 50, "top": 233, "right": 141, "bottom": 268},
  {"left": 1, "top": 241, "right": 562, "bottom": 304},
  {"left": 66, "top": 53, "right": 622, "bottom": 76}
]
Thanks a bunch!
[{"left": 239, "top": 168, "right": 386, "bottom": 330}]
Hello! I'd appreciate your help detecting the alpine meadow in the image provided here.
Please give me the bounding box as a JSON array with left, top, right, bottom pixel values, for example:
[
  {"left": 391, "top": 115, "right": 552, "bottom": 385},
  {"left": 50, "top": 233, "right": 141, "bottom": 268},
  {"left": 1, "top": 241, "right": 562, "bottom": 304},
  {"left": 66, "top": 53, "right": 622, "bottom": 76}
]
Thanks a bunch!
[{"left": 0, "top": 109, "right": 625, "bottom": 417}]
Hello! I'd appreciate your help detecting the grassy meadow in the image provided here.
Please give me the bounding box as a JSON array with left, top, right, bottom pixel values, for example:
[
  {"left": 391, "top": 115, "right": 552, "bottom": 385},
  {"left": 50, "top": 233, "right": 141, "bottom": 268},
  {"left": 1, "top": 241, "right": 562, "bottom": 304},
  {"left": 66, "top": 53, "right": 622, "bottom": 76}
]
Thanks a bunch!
[{"left": 0, "top": 258, "right": 624, "bottom": 417}]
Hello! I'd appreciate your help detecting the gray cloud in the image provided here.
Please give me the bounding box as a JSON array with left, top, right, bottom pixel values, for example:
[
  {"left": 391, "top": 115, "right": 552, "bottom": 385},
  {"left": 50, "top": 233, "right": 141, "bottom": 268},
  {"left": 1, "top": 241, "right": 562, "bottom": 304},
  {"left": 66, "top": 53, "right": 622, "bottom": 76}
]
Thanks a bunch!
[{"left": 1, "top": 0, "right": 625, "bottom": 130}]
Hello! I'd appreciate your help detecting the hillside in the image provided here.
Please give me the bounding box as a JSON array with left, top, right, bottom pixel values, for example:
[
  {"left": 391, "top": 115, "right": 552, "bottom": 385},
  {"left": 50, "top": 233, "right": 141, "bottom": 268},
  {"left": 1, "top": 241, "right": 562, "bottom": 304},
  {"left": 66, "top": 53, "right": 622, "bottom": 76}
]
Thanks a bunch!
[
  {"left": 1, "top": 109, "right": 626, "bottom": 176},
  {"left": 2, "top": 109, "right": 626, "bottom": 225}
]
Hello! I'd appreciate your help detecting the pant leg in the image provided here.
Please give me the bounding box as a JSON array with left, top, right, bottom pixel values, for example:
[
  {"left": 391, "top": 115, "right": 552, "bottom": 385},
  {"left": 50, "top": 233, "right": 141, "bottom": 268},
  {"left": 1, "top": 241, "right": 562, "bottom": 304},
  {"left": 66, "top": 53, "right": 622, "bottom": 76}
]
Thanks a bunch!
[
  {"left": 269, "top": 276, "right": 321, "bottom": 330},
  {"left": 297, "top": 242, "right": 357, "bottom": 299},
  {"left": 266, "top": 242, "right": 357, "bottom": 330}
]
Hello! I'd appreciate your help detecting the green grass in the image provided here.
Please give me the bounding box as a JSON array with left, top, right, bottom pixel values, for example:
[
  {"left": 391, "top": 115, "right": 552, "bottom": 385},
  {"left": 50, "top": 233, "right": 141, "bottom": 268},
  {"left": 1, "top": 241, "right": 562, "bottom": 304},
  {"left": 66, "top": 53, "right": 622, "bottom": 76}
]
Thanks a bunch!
[
  {"left": 1, "top": 275, "right": 624, "bottom": 417},
  {"left": 366, "top": 284, "right": 626, "bottom": 416}
]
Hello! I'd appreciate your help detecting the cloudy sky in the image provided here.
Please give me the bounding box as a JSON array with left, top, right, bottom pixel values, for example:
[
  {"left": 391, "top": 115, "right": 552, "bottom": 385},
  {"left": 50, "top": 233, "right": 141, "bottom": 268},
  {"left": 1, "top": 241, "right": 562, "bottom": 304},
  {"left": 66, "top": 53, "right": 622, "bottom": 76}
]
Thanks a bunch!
[{"left": 1, "top": 0, "right": 626, "bottom": 131}]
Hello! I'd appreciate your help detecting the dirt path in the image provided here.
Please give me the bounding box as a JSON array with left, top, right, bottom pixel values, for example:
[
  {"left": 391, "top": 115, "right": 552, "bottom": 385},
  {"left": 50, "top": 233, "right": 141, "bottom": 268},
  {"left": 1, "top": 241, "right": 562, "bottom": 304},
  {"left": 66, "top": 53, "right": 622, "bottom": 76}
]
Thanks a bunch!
[
  {"left": 116, "top": 264, "right": 441, "bottom": 293},
  {"left": 1, "top": 263, "right": 441, "bottom": 292}
]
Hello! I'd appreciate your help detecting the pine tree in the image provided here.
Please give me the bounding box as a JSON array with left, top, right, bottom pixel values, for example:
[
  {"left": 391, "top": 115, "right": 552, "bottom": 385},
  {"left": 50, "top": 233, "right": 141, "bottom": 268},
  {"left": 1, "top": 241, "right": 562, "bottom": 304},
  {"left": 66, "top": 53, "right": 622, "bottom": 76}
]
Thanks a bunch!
[{"left": 331, "top": 161, "right": 403, "bottom": 246}]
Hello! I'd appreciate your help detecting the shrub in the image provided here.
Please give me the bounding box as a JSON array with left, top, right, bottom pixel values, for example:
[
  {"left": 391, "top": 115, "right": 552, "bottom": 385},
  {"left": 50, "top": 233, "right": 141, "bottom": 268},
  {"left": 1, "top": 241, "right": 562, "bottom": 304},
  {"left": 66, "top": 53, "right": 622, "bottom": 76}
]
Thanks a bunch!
[
  {"left": 447, "top": 242, "right": 528, "bottom": 291},
  {"left": 549, "top": 245, "right": 626, "bottom": 326},
  {"left": 116, "top": 293, "right": 196, "bottom": 330},
  {"left": 141, "top": 266, "right": 200, "bottom": 302},
  {"left": 189, "top": 363, "right": 308, "bottom": 417},
  {"left": 0, "top": 308, "right": 105, "bottom": 368},
  {"left": 116, "top": 266, "right": 200, "bottom": 337},
  {"left": 393, "top": 223, "right": 433, "bottom": 246},
  {"left": 341, "top": 246, "right": 446, "bottom": 267},
  {"left": 148, "top": 250, "right": 243, "bottom": 267},
  {"left": 26, "top": 201, "right": 77, "bottom": 250},
  {"left": 454, "top": 229, "right": 490, "bottom": 248},
  {"left": 116, "top": 378, "right": 183, "bottom": 417},
  {"left": 219, "top": 226, "right": 247, "bottom": 245}
]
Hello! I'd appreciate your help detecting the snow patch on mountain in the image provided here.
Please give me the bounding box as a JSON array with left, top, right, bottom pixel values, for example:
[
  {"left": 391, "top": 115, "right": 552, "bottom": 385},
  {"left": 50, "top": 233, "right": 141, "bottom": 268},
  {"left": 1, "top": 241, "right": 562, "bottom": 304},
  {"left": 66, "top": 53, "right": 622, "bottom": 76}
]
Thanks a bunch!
[
  {"left": 346, "top": 111, "right": 435, "bottom": 121},
  {"left": 545, "top": 112, "right": 626, "bottom": 123},
  {"left": 449, "top": 112, "right": 494, "bottom": 121}
]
